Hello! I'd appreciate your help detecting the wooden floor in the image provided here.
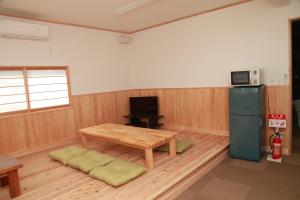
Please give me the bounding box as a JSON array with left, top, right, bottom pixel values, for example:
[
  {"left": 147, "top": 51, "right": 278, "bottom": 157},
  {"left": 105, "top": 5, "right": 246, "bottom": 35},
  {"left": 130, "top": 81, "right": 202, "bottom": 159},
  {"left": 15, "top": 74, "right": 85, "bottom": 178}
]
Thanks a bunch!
[{"left": 0, "top": 132, "right": 229, "bottom": 200}]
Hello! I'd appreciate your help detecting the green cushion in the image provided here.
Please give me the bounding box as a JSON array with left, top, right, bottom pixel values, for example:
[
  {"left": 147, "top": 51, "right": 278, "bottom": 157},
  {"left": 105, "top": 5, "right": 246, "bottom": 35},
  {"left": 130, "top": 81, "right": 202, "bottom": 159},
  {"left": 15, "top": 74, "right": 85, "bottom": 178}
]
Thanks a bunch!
[
  {"left": 67, "top": 150, "right": 115, "bottom": 173},
  {"left": 155, "top": 139, "right": 193, "bottom": 153},
  {"left": 89, "top": 159, "right": 145, "bottom": 187},
  {"left": 49, "top": 146, "right": 88, "bottom": 165}
]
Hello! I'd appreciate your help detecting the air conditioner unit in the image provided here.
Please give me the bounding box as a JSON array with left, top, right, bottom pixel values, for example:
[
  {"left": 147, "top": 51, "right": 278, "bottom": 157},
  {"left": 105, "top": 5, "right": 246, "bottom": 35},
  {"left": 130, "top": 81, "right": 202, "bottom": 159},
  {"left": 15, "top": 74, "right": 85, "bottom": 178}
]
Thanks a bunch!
[{"left": 0, "top": 19, "right": 49, "bottom": 41}]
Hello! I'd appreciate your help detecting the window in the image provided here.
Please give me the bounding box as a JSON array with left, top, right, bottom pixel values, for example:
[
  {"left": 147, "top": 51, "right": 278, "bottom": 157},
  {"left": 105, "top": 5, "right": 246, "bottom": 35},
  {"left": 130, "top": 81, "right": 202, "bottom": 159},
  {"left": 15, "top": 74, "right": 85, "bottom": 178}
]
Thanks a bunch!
[
  {"left": 0, "top": 70, "right": 27, "bottom": 113},
  {"left": 0, "top": 67, "right": 71, "bottom": 115}
]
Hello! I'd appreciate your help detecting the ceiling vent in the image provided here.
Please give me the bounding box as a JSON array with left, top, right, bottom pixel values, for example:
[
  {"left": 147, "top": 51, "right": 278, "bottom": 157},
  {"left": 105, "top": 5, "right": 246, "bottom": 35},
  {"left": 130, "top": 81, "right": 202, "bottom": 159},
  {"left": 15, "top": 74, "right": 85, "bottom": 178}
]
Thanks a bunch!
[{"left": 0, "top": 19, "right": 49, "bottom": 41}]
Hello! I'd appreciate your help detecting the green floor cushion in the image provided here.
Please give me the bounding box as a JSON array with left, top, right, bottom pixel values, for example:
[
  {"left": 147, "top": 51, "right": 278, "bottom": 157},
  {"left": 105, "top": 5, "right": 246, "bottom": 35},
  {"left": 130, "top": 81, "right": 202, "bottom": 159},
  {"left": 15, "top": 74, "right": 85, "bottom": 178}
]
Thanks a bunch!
[
  {"left": 49, "top": 146, "right": 88, "bottom": 165},
  {"left": 155, "top": 139, "right": 193, "bottom": 153},
  {"left": 66, "top": 150, "right": 115, "bottom": 173},
  {"left": 89, "top": 159, "right": 145, "bottom": 187}
]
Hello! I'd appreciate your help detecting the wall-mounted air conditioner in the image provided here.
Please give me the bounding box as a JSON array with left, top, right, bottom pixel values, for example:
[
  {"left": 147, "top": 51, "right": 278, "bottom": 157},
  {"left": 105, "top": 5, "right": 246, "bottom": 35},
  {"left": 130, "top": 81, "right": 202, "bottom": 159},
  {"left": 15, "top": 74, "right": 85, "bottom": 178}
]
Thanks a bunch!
[{"left": 0, "top": 19, "right": 49, "bottom": 41}]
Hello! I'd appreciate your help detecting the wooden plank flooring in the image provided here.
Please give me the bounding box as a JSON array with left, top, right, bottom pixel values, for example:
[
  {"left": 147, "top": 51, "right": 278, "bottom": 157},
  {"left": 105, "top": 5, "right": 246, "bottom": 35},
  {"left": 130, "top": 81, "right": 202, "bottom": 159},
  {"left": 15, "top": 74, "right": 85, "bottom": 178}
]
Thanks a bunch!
[{"left": 0, "top": 132, "right": 229, "bottom": 200}]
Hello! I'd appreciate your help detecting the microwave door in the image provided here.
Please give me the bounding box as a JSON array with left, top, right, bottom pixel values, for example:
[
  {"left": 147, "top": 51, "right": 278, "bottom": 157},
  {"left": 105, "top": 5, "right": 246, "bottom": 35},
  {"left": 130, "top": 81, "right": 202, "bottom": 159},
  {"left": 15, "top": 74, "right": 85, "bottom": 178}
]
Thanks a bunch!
[{"left": 231, "top": 71, "right": 250, "bottom": 85}]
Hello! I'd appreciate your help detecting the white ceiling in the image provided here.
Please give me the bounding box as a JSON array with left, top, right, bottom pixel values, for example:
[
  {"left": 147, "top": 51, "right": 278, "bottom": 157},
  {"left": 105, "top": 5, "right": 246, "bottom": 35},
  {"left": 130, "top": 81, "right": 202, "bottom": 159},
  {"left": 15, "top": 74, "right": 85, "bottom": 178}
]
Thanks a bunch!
[{"left": 0, "top": 0, "right": 251, "bottom": 33}]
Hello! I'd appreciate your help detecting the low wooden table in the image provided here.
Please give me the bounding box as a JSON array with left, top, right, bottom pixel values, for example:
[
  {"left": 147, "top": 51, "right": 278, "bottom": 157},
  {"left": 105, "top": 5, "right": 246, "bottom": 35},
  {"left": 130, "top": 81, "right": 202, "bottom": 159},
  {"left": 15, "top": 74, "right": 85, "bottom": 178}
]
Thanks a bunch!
[
  {"left": 0, "top": 155, "right": 23, "bottom": 198},
  {"left": 79, "top": 123, "right": 178, "bottom": 170}
]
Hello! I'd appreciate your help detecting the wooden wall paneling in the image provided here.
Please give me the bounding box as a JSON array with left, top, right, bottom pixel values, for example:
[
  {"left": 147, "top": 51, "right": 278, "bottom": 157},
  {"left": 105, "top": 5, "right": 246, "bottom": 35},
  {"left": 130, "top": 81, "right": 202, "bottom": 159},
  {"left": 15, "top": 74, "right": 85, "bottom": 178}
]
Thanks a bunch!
[
  {"left": 158, "top": 89, "right": 176, "bottom": 125},
  {"left": 0, "top": 108, "right": 76, "bottom": 154},
  {"left": 115, "top": 90, "right": 141, "bottom": 124},
  {"left": 265, "top": 85, "right": 291, "bottom": 155},
  {"left": 24, "top": 108, "right": 77, "bottom": 148},
  {"left": 72, "top": 94, "right": 98, "bottom": 129},
  {"left": 0, "top": 116, "right": 28, "bottom": 154},
  {"left": 138, "top": 88, "right": 229, "bottom": 136},
  {"left": 24, "top": 113, "right": 51, "bottom": 147},
  {"left": 171, "top": 89, "right": 189, "bottom": 127},
  {"left": 198, "top": 88, "right": 213, "bottom": 129},
  {"left": 136, "top": 86, "right": 289, "bottom": 153},
  {"left": 210, "top": 88, "right": 229, "bottom": 132},
  {"left": 187, "top": 89, "right": 203, "bottom": 128},
  {"left": 46, "top": 108, "right": 76, "bottom": 141},
  {"left": 72, "top": 90, "right": 140, "bottom": 130},
  {"left": 95, "top": 92, "right": 119, "bottom": 124},
  {"left": 112, "top": 91, "right": 128, "bottom": 124},
  {"left": 0, "top": 86, "right": 290, "bottom": 155}
]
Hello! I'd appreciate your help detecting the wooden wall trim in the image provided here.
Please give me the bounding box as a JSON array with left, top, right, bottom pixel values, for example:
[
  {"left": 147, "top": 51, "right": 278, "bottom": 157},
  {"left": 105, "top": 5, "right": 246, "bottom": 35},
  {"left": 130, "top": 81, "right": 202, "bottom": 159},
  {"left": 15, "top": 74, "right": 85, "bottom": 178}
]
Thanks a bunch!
[
  {"left": 10, "top": 136, "right": 79, "bottom": 159},
  {"left": 162, "top": 125, "right": 229, "bottom": 136},
  {"left": 0, "top": 107, "right": 72, "bottom": 120}
]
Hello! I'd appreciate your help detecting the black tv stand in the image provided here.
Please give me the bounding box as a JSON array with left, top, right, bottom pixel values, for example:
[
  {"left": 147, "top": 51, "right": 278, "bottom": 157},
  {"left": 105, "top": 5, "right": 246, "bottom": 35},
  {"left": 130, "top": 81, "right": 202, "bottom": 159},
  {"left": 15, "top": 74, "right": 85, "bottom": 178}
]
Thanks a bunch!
[{"left": 123, "top": 114, "right": 164, "bottom": 129}]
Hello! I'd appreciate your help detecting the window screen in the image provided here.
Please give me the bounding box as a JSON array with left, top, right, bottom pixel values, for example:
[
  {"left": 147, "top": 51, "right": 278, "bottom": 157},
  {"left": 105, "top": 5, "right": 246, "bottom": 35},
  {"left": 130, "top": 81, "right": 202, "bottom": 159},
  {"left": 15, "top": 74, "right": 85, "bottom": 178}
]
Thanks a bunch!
[
  {"left": 27, "top": 70, "right": 69, "bottom": 109},
  {"left": 0, "top": 70, "right": 27, "bottom": 113},
  {"left": 0, "top": 67, "right": 70, "bottom": 115}
]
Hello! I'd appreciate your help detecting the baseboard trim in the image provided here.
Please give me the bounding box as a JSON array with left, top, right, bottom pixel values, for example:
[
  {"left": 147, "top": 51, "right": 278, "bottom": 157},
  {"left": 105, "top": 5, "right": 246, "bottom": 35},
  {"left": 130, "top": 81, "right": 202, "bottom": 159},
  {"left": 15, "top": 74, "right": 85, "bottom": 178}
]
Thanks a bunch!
[
  {"left": 162, "top": 125, "right": 229, "bottom": 136},
  {"left": 10, "top": 136, "right": 80, "bottom": 158}
]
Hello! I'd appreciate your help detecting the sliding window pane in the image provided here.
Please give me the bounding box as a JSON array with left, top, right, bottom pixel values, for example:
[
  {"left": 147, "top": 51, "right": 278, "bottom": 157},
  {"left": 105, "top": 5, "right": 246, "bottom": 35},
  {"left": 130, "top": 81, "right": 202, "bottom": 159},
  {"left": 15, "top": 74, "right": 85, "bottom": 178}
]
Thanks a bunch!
[
  {"left": 27, "top": 70, "right": 66, "bottom": 77},
  {"left": 0, "top": 86, "right": 25, "bottom": 96},
  {"left": 0, "top": 78, "right": 25, "bottom": 87},
  {"left": 27, "top": 69, "right": 70, "bottom": 109},
  {"left": 27, "top": 77, "right": 67, "bottom": 85},
  {"left": 0, "top": 102, "right": 27, "bottom": 113},
  {"left": 0, "top": 70, "right": 24, "bottom": 78},
  {"left": 0, "top": 70, "right": 27, "bottom": 113},
  {"left": 30, "top": 91, "right": 68, "bottom": 101},
  {"left": 30, "top": 98, "right": 69, "bottom": 109},
  {"left": 29, "top": 84, "right": 68, "bottom": 93},
  {"left": 0, "top": 94, "right": 27, "bottom": 104}
]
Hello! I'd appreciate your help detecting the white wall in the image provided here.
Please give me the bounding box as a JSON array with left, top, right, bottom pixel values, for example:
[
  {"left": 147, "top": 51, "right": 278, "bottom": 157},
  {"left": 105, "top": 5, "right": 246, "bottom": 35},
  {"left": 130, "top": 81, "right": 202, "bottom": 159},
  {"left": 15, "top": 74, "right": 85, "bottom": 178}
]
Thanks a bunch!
[
  {"left": 130, "top": 0, "right": 300, "bottom": 89},
  {"left": 0, "top": 18, "right": 132, "bottom": 95},
  {"left": 1, "top": 0, "right": 300, "bottom": 94}
]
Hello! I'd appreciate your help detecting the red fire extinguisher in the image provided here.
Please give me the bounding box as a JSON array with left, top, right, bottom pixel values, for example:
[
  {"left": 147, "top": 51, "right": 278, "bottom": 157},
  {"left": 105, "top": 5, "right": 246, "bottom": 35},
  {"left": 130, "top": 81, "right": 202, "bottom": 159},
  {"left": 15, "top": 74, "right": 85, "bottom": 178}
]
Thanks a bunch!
[{"left": 269, "top": 132, "right": 283, "bottom": 159}]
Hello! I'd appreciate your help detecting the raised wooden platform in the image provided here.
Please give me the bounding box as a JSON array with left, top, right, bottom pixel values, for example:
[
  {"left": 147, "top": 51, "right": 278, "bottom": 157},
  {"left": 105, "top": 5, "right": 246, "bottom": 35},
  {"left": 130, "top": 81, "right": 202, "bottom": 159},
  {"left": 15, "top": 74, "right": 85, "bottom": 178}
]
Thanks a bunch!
[{"left": 0, "top": 131, "right": 229, "bottom": 200}]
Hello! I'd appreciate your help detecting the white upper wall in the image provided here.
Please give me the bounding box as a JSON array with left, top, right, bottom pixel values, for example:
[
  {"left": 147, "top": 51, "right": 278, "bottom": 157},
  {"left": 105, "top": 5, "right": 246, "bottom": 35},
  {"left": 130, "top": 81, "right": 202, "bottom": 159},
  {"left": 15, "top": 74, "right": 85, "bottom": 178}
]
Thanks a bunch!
[
  {"left": 1, "top": 0, "right": 300, "bottom": 94},
  {"left": 130, "top": 0, "right": 300, "bottom": 89},
  {"left": 0, "top": 17, "right": 132, "bottom": 95}
]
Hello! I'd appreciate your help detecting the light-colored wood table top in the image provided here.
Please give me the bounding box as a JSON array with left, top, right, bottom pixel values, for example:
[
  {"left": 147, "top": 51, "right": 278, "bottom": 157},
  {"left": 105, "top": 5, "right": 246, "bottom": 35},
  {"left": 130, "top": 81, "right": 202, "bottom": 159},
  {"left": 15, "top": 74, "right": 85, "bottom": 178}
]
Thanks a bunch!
[{"left": 79, "top": 123, "right": 177, "bottom": 149}]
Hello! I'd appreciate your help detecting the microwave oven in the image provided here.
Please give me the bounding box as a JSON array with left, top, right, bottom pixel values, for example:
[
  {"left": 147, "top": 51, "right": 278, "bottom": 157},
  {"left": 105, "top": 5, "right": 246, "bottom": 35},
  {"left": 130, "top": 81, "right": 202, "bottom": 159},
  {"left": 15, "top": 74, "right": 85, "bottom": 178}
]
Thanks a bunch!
[{"left": 231, "top": 69, "right": 263, "bottom": 86}]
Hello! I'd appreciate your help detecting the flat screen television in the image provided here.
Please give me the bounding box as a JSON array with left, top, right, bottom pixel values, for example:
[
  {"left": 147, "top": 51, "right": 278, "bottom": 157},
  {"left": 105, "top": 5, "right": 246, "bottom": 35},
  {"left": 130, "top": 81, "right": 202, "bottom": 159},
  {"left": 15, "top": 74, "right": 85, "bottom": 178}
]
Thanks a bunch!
[{"left": 129, "top": 96, "right": 158, "bottom": 116}]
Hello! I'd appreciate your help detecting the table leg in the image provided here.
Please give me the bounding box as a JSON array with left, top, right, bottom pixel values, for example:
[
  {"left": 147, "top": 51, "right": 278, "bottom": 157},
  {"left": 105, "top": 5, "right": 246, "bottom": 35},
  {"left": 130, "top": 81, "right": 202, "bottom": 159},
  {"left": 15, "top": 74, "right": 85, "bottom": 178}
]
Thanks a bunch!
[
  {"left": 145, "top": 148, "right": 154, "bottom": 170},
  {"left": 80, "top": 134, "right": 88, "bottom": 148},
  {"left": 169, "top": 137, "right": 176, "bottom": 157},
  {"left": 7, "top": 170, "right": 21, "bottom": 198},
  {"left": 0, "top": 176, "right": 8, "bottom": 186}
]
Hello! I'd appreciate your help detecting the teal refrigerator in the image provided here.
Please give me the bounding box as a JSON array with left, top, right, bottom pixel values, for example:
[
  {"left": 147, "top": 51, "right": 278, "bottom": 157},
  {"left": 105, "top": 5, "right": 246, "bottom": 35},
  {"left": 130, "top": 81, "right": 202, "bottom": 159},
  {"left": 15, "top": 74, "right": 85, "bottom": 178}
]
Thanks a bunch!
[{"left": 229, "top": 86, "right": 265, "bottom": 162}]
